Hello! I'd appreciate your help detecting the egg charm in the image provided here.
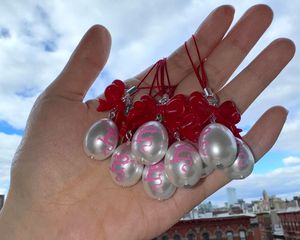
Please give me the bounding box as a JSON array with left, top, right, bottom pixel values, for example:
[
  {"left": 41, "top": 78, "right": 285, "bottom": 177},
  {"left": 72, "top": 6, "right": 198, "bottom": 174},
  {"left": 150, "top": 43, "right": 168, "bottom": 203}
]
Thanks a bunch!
[
  {"left": 109, "top": 143, "right": 144, "bottom": 187},
  {"left": 164, "top": 141, "right": 203, "bottom": 187},
  {"left": 224, "top": 138, "right": 255, "bottom": 179},
  {"left": 198, "top": 123, "right": 237, "bottom": 168},
  {"left": 200, "top": 159, "right": 215, "bottom": 178},
  {"left": 132, "top": 121, "right": 169, "bottom": 165},
  {"left": 142, "top": 161, "right": 176, "bottom": 200},
  {"left": 83, "top": 118, "right": 119, "bottom": 160}
]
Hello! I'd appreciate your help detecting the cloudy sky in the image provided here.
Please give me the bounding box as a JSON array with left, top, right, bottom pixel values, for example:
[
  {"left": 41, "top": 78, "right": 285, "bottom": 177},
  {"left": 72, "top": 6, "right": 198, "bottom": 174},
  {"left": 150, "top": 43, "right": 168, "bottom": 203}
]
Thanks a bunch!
[{"left": 0, "top": 0, "right": 299, "bottom": 205}]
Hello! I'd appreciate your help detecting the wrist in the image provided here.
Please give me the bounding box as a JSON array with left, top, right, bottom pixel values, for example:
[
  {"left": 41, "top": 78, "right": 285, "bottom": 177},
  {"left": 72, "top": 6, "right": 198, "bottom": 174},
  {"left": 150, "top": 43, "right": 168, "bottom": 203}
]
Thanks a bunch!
[
  {"left": 0, "top": 190, "right": 109, "bottom": 240},
  {"left": 0, "top": 190, "right": 55, "bottom": 240},
  {"left": 0, "top": 191, "right": 35, "bottom": 239}
]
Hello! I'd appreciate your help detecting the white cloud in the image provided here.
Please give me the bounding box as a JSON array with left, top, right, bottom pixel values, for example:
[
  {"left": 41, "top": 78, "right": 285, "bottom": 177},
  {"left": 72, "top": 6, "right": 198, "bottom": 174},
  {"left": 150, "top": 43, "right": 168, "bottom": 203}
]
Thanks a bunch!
[
  {"left": 208, "top": 165, "right": 300, "bottom": 203},
  {"left": 0, "top": 132, "right": 22, "bottom": 195},
  {"left": 283, "top": 156, "right": 300, "bottom": 166}
]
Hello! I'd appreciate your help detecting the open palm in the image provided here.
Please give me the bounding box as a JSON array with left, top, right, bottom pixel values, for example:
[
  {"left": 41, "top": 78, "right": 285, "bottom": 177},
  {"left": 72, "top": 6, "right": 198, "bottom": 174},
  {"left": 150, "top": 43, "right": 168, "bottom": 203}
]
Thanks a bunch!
[{"left": 2, "top": 5, "right": 295, "bottom": 240}]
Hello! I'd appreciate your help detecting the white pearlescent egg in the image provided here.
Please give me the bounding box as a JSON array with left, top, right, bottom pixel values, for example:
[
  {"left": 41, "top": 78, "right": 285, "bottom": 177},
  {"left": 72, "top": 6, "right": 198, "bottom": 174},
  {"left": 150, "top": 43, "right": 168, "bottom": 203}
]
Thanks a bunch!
[
  {"left": 164, "top": 141, "right": 203, "bottom": 187},
  {"left": 198, "top": 123, "right": 237, "bottom": 168},
  {"left": 132, "top": 121, "right": 169, "bottom": 165},
  {"left": 224, "top": 138, "right": 255, "bottom": 179},
  {"left": 109, "top": 143, "right": 144, "bottom": 187},
  {"left": 200, "top": 159, "right": 215, "bottom": 178},
  {"left": 83, "top": 118, "right": 119, "bottom": 160},
  {"left": 142, "top": 161, "right": 176, "bottom": 200}
]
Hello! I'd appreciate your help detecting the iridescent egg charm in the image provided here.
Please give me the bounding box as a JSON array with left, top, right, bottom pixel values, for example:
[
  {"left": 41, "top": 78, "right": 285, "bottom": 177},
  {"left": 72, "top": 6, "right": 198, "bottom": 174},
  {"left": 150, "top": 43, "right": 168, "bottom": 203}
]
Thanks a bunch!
[
  {"left": 200, "top": 159, "right": 215, "bottom": 178},
  {"left": 132, "top": 121, "right": 169, "bottom": 165},
  {"left": 224, "top": 138, "right": 255, "bottom": 179},
  {"left": 109, "top": 143, "right": 144, "bottom": 187},
  {"left": 198, "top": 123, "right": 237, "bottom": 168},
  {"left": 142, "top": 161, "right": 176, "bottom": 200},
  {"left": 165, "top": 141, "right": 203, "bottom": 187},
  {"left": 83, "top": 118, "right": 119, "bottom": 160}
]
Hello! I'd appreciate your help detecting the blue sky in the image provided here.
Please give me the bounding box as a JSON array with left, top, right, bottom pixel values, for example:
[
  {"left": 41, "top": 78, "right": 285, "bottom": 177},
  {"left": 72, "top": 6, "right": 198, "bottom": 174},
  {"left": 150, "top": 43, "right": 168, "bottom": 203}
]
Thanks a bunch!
[{"left": 0, "top": 0, "right": 299, "bottom": 204}]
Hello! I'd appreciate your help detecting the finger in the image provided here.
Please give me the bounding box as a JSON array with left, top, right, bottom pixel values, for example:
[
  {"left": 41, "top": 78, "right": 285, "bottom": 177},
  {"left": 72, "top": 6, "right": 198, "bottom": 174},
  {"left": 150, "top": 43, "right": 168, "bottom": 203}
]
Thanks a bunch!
[
  {"left": 86, "top": 5, "right": 234, "bottom": 111},
  {"left": 176, "top": 5, "right": 273, "bottom": 94},
  {"left": 172, "top": 106, "right": 288, "bottom": 216},
  {"left": 218, "top": 38, "right": 295, "bottom": 113},
  {"left": 205, "top": 4, "right": 273, "bottom": 91},
  {"left": 173, "top": 5, "right": 274, "bottom": 96},
  {"left": 135, "top": 5, "right": 235, "bottom": 86},
  {"left": 243, "top": 106, "right": 288, "bottom": 160},
  {"left": 45, "top": 25, "right": 111, "bottom": 101}
]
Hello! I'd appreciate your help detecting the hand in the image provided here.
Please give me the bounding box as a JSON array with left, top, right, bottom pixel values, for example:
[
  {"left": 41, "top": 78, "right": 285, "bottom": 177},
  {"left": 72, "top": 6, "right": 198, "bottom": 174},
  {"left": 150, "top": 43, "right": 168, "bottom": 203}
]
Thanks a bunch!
[{"left": 0, "top": 4, "right": 295, "bottom": 240}]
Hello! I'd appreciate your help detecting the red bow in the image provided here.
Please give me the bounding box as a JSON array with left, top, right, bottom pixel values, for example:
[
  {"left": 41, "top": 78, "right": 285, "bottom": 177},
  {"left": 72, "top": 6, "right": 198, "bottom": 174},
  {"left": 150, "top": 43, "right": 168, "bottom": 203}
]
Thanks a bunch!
[
  {"left": 214, "top": 101, "right": 242, "bottom": 138},
  {"left": 97, "top": 86, "right": 242, "bottom": 142},
  {"left": 176, "top": 92, "right": 242, "bottom": 142},
  {"left": 97, "top": 80, "right": 125, "bottom": 112}
]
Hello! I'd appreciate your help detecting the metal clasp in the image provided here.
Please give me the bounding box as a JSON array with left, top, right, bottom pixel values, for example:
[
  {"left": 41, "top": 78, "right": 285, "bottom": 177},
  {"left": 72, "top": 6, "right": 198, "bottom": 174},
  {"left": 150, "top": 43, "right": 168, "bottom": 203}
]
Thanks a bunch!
[{"left": 203, "top": 87, "right": 219, "bottom": 106}]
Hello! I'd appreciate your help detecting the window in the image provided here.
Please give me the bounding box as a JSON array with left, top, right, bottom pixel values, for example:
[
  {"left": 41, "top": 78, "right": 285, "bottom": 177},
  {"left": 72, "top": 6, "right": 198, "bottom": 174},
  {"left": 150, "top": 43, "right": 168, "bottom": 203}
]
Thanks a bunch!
[
  {"left": 202, "top": 232, "right": 210, "bottom": 240},
  {"left": 187, "top": 232, "right": 196, "bottom": 240},
  {"left": 216, "top": 230, "right": 222, "bottom": 240},
  {"left": 173, "top": 234, "right": 181, "bottom": 240},
  {"left": 226, "top": 231, "right": 233, "bottom": 240},
  {"left": 239, "top": 230, "right": 246, "bottom": 240}
]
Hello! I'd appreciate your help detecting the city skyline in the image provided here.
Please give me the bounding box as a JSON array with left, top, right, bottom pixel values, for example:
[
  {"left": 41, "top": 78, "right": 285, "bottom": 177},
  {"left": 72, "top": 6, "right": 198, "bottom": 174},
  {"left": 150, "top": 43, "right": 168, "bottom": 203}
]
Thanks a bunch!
[
  {"left": 0, "top": 0, "right": 300, "bottom": 203},
  {"left": 193, "top": 188, "right": 300, "bottom": 210}
]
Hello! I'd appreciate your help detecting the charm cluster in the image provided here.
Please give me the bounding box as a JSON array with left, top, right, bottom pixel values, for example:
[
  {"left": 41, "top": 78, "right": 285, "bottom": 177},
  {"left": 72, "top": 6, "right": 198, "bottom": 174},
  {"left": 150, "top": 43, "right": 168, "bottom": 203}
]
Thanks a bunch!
[{"left": 83, "top": 80, "right": 255, "bottom": 201}]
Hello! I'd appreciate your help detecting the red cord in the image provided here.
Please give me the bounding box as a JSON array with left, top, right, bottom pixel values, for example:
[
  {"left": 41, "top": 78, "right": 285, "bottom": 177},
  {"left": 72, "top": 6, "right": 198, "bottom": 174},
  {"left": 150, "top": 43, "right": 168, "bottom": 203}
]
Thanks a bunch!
[
  {"left": 136, "top": 61, "right": 159, "bottom": 89},
  {"left": 136, "top": 58, "right": 173, "bottom": 98},
  {"left": 185, "top": 35, "right": 207, "bottom": 89}
]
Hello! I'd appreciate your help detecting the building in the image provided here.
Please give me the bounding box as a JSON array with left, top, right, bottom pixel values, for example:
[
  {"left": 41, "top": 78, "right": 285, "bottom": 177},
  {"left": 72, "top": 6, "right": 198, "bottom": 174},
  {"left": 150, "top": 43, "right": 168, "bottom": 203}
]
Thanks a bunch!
[
  {"left": 237, "top": 199, "right": 246, "bottom": 211},
  {"left": 252, "top": 191, "right": 288, "bottom": 213},
  {"left": 256, "top": 212, "right": 273, "bottom": 240},
  {"left": 0, "top": 195, "right": 4, "bottom": 210},
  {"left": 227, "top": 187, "right": 237, "bottom": 207},
  {"left": 176, "top": 193, "right": 300, "bottom": 239},
  {"left": 270, "top": 197, "right": 287, "bottom": 210},
  {"left": 293, "top": 197, "right": 300, "bottom": 207},
  {"left": 262, "top": 190, "right": 270, "bottom": 211},
  {"left": 286, "top": 199, "right": 300, "bottom": 209},
  {"left": 270, "top": 210, "right": 285, "bottom": 239},
  {"left": 277, "top": 208, "right": 300, "bottom": 239},
  {"left": 155, "top": 213, "right": 261, "bottom": 240}
]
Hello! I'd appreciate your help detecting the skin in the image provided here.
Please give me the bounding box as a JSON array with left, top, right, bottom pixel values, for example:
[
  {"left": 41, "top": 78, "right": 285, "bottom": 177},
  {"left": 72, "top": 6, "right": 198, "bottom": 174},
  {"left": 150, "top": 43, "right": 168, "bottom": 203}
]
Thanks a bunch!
[{"left": 0, "top": 4, "right": 295, "bottom": 240}]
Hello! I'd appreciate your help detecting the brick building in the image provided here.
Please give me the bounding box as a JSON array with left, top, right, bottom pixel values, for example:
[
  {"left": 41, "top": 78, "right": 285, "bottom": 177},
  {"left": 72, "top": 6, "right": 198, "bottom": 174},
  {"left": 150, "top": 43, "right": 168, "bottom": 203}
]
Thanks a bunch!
[
  {"left": 278, "top": 208, "right": 300, "bottom": 240},
  {"left": 154, "top": 213, "right": 261, "bottom": 240},
  {"left": 256, "top": 212, "right": 273, "bottom": 240}
]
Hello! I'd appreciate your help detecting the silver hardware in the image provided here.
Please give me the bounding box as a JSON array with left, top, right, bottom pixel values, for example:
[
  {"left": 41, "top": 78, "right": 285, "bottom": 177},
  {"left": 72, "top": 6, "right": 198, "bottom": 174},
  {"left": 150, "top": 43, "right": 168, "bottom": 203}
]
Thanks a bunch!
[
  {"left": 203, "top": 87, "right": 219, "bottom": 106},
  {"left": 158, "top": 94, "right": 169, "bottom": 105},
  {"left": 173, "top": 132, "right": 181, "bottom": 141},
  {"left": 125, "top": 131, "right": 133, "bottom": 142},
  {"left": 109, "top": 109, "right": 116, "bottom": 119}
]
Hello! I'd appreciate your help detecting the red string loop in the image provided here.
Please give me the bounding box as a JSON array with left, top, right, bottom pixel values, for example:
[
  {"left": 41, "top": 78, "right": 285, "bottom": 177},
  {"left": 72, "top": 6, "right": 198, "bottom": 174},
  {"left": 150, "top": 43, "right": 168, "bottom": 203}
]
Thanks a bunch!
[
  {"left": 184, "top": 35, "right": 207, "bottom": 89},
  {"left": 136, "top": 58, "right": 174, "bottom": 98}
]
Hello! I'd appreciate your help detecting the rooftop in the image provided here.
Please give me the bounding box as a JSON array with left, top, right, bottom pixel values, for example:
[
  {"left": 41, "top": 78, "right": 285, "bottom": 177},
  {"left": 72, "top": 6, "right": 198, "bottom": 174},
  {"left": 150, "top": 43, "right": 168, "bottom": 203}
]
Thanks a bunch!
[
  {"left": 182, "top": 212, "right": 256, "bottom": 221},
  {"left": 277, "top": 207, "right": 300, "bottom": 214}
]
